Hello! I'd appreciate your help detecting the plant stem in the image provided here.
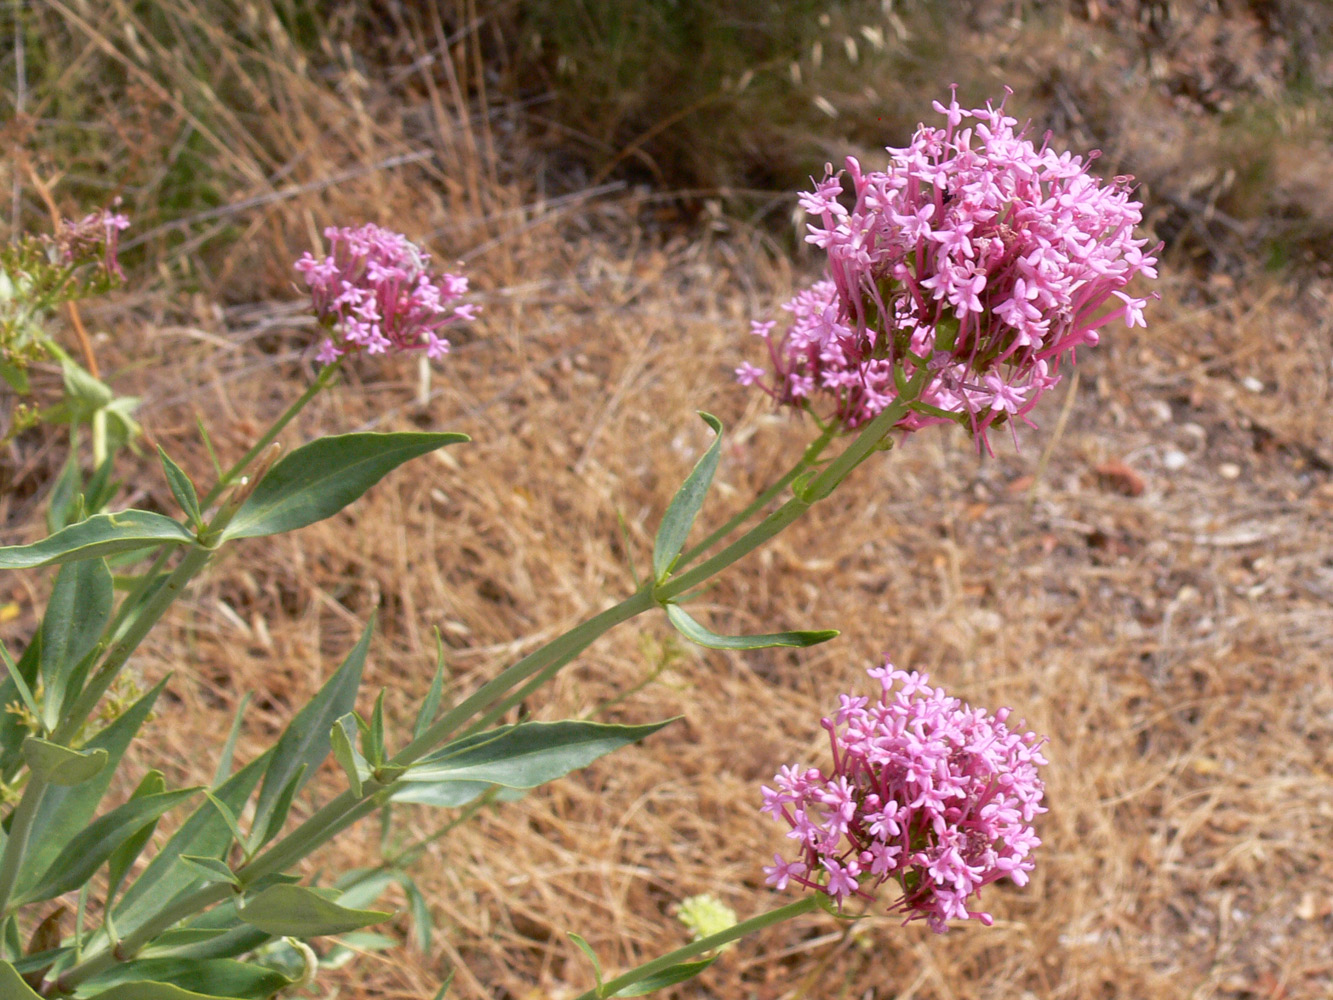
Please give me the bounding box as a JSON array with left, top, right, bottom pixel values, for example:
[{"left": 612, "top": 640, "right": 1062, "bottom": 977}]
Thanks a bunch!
[
  {"left": 50, "top": 882, "right": 233, "bottom": 994},
  {"left": 0, "top": 773, "right": 47, "bottom": 918},
  {"left": 198, "top": 358, "right": 342, "bottom": 509},
  {"left": 572, "top": 895, "right": 820, "bottom": 1000},
  {"left": 655, "top": 369, "right": 928, "bottom": 603},
  {"left": 391, "top": 585, "right": 658, "bottom": 766},
  {"left": 51, "top": 362, "right": 340, "bottom": 748},
  {"left": 675, "top": 422, "right": 836, "bottom": 569}
]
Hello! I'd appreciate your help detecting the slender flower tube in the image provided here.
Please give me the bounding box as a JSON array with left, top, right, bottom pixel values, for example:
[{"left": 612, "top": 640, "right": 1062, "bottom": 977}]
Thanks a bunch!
[
  {"left": 741, "top": 88, "right": 1161, "bottom": 450},
  {"left": 762, "top": 662, "right": 1047, "bottom": 932},
  {"left": 295, "top": 223, "right": 477, "bottom": 364}
]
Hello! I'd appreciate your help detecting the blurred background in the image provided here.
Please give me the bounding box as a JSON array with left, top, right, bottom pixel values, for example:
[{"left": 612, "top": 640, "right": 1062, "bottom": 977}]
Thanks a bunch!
[{"left": 2, "top": 2, "right": 1332, "bottom": 998}]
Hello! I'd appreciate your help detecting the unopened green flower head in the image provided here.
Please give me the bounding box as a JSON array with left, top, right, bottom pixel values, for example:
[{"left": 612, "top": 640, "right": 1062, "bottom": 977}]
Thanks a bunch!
[{"left": 676, "top": 893, "right": 738, "bottom": 950}]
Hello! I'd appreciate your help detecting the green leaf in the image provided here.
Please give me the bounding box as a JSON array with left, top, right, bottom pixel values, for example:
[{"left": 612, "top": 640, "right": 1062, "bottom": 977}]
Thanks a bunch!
[
  {"left": 213, "top": 693, "right": 251, "bottom": 786},
  {"left": 201, "top": 790, "right": 247, "bottom": 850},
  {"left": 21, "top": 738, "right": 108, "bottom": 785},
  {"left": 0, "top": 510, "right": 194, "bottom": 570},
  {"left": 430, "top": 968, "right": 455, "bottom": 1000},
  {"left": 157, "top": 446, "right": 202, "bottom": 527},
  {"left": 0, "top": 960, "right": 41, "bottom": 998},
  {"left": 611, "top": 958, "right": 718, "bottom": 997},
  {"left": 652, "top": 412, "right": 723, "bottom": 582},
  {"left": 386, "top": 780, "right": 499, "bottom": 809},
  {"left": 135, "top": 927, "right": 231, "bottom": 957},
  {"left": 251, "top": 617, "right": 371, "bottom": 842},
  {"left": 221, "top": 432, "right": 468, "bottom": 541},
  {"left": 17, "top": 787, "right": 199, "bottom": 904},
  {"left": 664, "top": 603, "right": 838, "bottom": 651},
  {"left": 14, "top": 679, "right": 168, "bottom": 901},
  {"left": 46, "top": 451, "right": 81, "bottom": 534},
  {"left": 114, "top": 753, "right": 268, "bottom": 935},
  {"left": 236, "top": 884, "right": 390, "bottom": 937},
  {"left": 330, "top": 715, "right": 368, "bottom": 798},
  {"left": 414, "top": 632, "right": 448, "bottom": 739},
  {"left": 178, "top": 856, "right": 240, "bottom": 887},
  {"left": 0, "top": 359, "right": 30, "bottom": 395},
  {"left": 569, "top": 933, "right": 603, "bottom": 993},
  {"left": 251, "top": 763, "right": 305, "bottom": 852},
  {"left": 400, "top": 719, "right": 673, "bottom": 792},
  {"left": 38, "top": 557, "right": 113, "bottom": 727},
  {"left": 74, "top": 957, "right": 291, "bottom": 999},
  {"left": 366, "top": 690, "right": 387, "bottom": 767},
  {"left": 107, "top": 771, "right": 168, "bottom": 904},
  {"left": 82, "top": 455, "right": 121, "bottom": 517},
  {"left": 79, "top": 984, "right": 239, "bottom": 1000},
  {"left": 0, "top": 640, "right": 42, "bottom": 731}
]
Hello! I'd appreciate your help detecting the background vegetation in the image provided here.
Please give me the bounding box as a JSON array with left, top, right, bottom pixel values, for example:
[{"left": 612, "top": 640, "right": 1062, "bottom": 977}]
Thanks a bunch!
[{"left": 2, "top": 1, "right": 1331, "bottom": 997}]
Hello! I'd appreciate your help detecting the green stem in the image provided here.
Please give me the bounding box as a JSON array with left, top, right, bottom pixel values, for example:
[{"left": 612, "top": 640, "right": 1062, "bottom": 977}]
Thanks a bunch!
[
  {"left": 391, "top": 585, "right": 658, "bottom": 767},
  {"left": 573, "top": 895, "right": 819, "bottom": 1000},
  {"left": 675, "top": 421, "right": 836, "bottom": 569},
  {"left": 198, "top": 358, "right": 342, "bottom": 510},
  {"left": 655, "top": 370, "right": 928, "bottom": 604},
  {"left": 241, "top": 586, "right": 660, "bottom": 885},
  {"left": 0, "top": 773, "right": 48, "bottom": 918},
  {"left": 50, "top": 363, "right": 341, "bottom": 749},
  {"left": 50, "top": 882, "right": 234, "bottom": 994}
]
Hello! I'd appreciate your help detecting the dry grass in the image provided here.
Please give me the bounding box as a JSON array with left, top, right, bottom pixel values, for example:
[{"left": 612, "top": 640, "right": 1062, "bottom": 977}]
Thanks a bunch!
[{"left": 2, "top": 3, "right": 1332, "bottom": 999}]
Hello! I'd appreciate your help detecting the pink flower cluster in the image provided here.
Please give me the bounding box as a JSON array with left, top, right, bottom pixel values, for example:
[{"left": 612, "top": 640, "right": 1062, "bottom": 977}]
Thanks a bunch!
[
  {"left": 295, "top": 224, "right": 476, "bottom": 365},
  {"left": 762, "top": 664, "right": 1047, "bottom": 932},
  {"left": 740, "top": 90, "right": 1159, "bottom": 449},
  {"left": 55, "top": 207, "right": 131, "bottom": 279}
]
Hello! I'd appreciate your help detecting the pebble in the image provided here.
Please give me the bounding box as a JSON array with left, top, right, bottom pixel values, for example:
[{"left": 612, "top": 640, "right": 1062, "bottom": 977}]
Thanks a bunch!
[
  {"left": 1163, "top": 450, "right": 1189, "bottom": 471},
  {"left": 1241, "top": 376, "right": 1265, "bottom": 393},
  {"left": 1219, "top": 462, "right": 1242, "bottom": 479}
]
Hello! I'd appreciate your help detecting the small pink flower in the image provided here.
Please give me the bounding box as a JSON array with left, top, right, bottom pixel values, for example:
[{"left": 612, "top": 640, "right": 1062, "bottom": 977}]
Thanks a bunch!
[
  {"left": 762, "top": 660, "right": 1047, "bottom": 931},
  {"left": 297, "top": 224, "right": 477, "bottom": 364}
]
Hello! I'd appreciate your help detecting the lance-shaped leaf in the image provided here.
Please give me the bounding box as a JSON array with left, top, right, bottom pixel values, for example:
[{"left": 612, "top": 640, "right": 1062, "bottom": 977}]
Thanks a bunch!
[
  {"left": 75, "top": 957, "right": 292, "bottom": 999},
  {"left": 237, "top": 884, "right": 390, "bottom": 937},
  {"left": 251, "top": 618, "right": 372, "bottom": 842},
  {"left": 107, "top": 771, "right": 169, "bottom": 901},
  {"left": 414, "top": 634, "right": 448, "bottom": 739},
  {"left": 14, "top": 679, "right": 167, "bottom": 900},
  {"left": 399, "top": 719, "right": 673, "bottom": 793},
  {"left": 387, "top": 780, "right": 526, "bottom": 809},
  {"left": 17, "top": 787, "right": 199, "bottom": 904},
  {"left": 652, "top": 412, "right": 723, "bottom": 582},
  {"left": 665, "top": 603, "right": 838, "bottom": 651},
  {"left": 612, "top": 957, "right": 719, "bottom": 997},
  {"left": 157, "top": 446, "right": 202, "bottom": 527},
  {"left": 221, "top": 432, "right": 468, "bottom": 541},
  {"left": 330, "top": 715, "right": 370, "bottom": 798},
  {"left": 114, "top": 753, "right": 269, "bottom": 935},
  {"left": 0, "top": 639, "right": 41, "bottom": 773},
  {"left": 21, "top": 738, "right": 108, "bottom": 787},
  {"left": 0, "top": 961, "right": 41, "bottom": 999},
  {"left": 250, "top": 763, "right": 305, "bottom": 852},
  {"left": 177, "top": 856, "right": 240, "bottom": 887},
  {"left": 38, "top": 556, "right": 113, "bottom": 728},
  {"left": 0, "top": 511, "right": 194, "bottom": 570}
]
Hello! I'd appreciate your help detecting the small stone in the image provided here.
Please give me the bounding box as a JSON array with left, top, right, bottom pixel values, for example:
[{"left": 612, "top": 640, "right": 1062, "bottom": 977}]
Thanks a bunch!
[
  {"left": 1241, "top": 376, "right": 1264, "bottom": 393},
  {"left": 1145, "top": 399, "right": 1173, "bottom": 424},
  {"left": 1218, "top": 462, "right": 1241, "bottom": 479},
  {"left": 1163, "top": 450, "right": 1189, "bottom": 471}
]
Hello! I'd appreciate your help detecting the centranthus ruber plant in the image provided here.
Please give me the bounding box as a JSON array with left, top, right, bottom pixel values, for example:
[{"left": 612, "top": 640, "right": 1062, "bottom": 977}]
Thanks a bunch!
[{"left": 0, "top": 90, "right": 1154, "bottom": 1000}]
